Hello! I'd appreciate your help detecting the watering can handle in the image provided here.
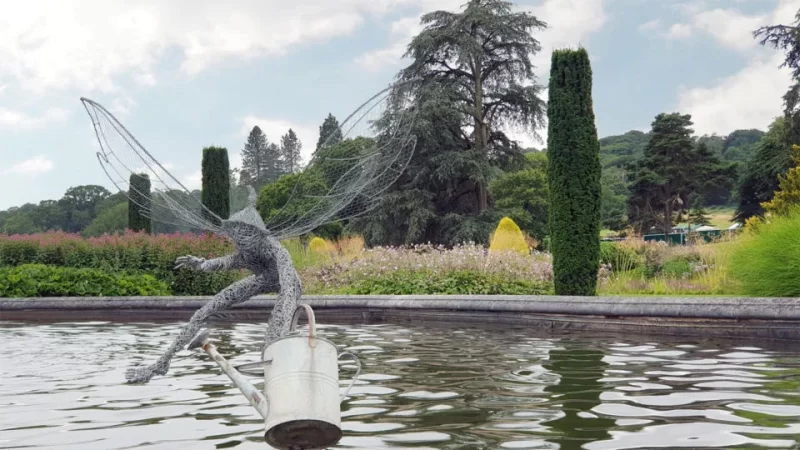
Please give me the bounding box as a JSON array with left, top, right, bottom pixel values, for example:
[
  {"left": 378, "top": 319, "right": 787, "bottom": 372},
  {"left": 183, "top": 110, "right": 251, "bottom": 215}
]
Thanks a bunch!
[
  {"left": 337, "top": 352, "right": 361, "bottom": 402},
  {"left": 290, "top": 304, "right": 316, "bottom": 347}
]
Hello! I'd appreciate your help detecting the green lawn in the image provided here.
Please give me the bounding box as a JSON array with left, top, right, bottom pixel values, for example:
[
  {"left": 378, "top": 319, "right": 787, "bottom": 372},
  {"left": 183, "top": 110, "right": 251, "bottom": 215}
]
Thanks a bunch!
[{"left": 706, "top": 206, "right": 737, "bottom": 229}]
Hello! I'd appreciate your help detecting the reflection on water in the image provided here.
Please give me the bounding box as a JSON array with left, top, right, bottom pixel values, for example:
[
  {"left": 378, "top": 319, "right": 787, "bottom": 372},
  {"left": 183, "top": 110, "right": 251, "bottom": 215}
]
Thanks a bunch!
[{"left": 1, "top": 320, "right": 799, "bottom": 449}]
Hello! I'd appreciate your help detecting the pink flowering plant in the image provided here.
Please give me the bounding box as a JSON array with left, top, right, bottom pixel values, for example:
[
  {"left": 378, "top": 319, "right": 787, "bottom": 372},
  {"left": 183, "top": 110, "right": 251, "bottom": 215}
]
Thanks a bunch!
[
  {"left": 0, "top": 230, "right": 242, "bottom": 295},
  {"left": 300, "top": 243, "right": 554, "bottom": 295}
]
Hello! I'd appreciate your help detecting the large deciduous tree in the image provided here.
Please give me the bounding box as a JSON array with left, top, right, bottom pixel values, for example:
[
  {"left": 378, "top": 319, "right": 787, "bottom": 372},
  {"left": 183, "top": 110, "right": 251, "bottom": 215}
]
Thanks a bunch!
[
  {"left": 627, "top": 113, "right": 736, "bottom": 236},
  {"left": 754, "top": 9, "right": 800, "bottom": 145},
  {"left": 86, "top": 202, "right": 129, "bottom": 237},
  {"left": 398, "top": 0, "right": 547, "bottom": 212},
  {"left": 201, "top": 146, "right": 231, "bottom": 226},
  {"left": 546, "top": 47, "right": 602, "bottom": 296},
  {"left": 489, "top": 151, "right": 549, "bottom": 241},
  {"left": 350, "top": 82, "right": 492, "bottom": 246},
  {"left": 352, "top": 0, "right": 548, "bottom": 246},
  {"left": 128, "top": 173, "right": 152, "bottom": 233},
  {"left": 58, "top": 185, "right": 111, "bottom": 232},
  {"left": 760, "top": 144, "right": 800, "bottom": 217},
  {"left": 734, "top": 117, "right": 795, "bottom": 222},
  {"left": 600, "top": 166, "right": 629, "bottom": 231}
]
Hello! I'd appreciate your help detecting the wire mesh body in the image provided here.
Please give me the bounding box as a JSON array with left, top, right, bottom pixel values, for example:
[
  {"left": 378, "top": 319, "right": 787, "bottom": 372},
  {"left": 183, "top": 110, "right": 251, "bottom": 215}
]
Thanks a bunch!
[
  {"left": 125, "top": 220, "right": 300, "bottom": 383},
  {"left": 80, "top": 81, "right": 416, "bottom": 384}
]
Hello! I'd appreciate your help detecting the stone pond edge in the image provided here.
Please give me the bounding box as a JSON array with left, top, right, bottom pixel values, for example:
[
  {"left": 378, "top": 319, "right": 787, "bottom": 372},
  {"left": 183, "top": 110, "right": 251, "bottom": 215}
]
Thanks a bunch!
[{"left": 2, "top": 294, "right": 799, "bottom": 320}]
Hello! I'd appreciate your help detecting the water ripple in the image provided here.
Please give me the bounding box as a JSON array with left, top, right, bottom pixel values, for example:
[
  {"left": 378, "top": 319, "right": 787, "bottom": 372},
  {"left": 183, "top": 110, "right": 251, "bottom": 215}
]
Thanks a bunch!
[{"left": 1, "top": 320, "right": 798, "bottom": 449}]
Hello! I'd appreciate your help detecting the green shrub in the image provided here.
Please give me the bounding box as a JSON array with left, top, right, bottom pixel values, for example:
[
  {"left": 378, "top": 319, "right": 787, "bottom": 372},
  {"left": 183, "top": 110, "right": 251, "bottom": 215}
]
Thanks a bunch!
[
  {"left": 662, "top": 259, "right": 692, "bottom": 278},
  {"left": 599, "top": 242, "right": 642, "bottom": 272},
  {"left": 168, "top": 269, "right": 244, "bottom": 296},
  {"left": 0, "top": 231, "right": 239, "bottom": 295},
  {"left": 201, "top": 146, "right": 231, "bottom": 225},
  {"left": 729, "top": 208, "right": 800, "bottom": 297},
  {"left": 336, "top": 270, "right": 553, "bottom": 295},
  {"left": 0, "top": 240, "right": 39, "bottom": 266},
  {"left": 0, "top": 264, "right": 169, "bottom": 297}
]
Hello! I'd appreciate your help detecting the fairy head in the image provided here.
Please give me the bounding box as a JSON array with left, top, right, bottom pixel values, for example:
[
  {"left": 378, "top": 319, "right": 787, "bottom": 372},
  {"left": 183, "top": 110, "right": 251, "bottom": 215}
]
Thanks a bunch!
[{"left": 220, "top": 186, "right": 269, "bottom": 246}]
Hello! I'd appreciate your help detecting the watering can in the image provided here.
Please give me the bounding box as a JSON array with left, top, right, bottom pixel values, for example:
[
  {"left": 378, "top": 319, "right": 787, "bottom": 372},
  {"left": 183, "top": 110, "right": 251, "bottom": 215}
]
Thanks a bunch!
[{"left": 190, "top": 304, "right": 361, "bottom": 450}]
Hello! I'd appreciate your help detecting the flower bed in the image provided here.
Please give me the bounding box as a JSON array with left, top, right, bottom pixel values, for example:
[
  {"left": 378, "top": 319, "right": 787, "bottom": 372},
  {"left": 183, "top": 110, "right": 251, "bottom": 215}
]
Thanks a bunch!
[
  {"left": 305, "top": 243, "right": 554, "bottom": 295},
  {"left": 0, "top": 230, "right": 753, "bottom": 297},
  {"left": 0, "top": 231, "right": 241, "bottom": 295}
]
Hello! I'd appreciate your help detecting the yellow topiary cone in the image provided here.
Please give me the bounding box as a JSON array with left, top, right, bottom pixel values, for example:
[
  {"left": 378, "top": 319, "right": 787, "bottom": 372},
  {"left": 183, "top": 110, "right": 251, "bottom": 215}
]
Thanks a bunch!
[
  {"left": 489, "top": 217, "right": 529, "bottom": 256},
  {"left": 308, "top": 236, "right": 336, "bottom": 253},
  {"left": 307, "top": 236, "right": 336, "bottom": 263}
]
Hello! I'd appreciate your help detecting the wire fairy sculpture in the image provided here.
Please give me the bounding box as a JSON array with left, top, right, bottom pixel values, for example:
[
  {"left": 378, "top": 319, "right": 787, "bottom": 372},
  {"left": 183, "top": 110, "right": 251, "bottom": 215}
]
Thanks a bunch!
[{"left": 80, "top": 81, "right": 417, "bottom": 383}]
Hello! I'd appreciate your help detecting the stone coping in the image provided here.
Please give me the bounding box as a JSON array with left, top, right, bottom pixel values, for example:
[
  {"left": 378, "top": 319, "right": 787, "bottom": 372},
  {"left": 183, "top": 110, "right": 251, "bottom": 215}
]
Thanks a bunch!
[{"left": 1, "top": 295, "right": 799, "bottom": 320}]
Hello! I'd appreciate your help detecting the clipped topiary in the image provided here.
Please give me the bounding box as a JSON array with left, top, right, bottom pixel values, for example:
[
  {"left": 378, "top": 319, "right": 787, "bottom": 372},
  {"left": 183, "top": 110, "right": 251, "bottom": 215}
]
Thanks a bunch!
[
  {"left": 489, "top": 217, "right": 529, "bottom": 256},
  {"left": 546, "top": 47, "right": 602, "bottom": 296},
  {"left": 307, "top": 236, "right": 336, "bottom": 264},
  {"left": 201, "top": 146, "right": 231, "bottom": 226},
  {"left": 129, "top": 173, "right": 152, "bottom": 234}
]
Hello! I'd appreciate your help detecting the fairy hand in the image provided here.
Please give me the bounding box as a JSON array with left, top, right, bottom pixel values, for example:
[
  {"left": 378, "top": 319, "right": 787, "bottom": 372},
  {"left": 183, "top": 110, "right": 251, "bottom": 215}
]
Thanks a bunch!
[{"left": 175, "top": 255, "right": 205, "bottom": 270}]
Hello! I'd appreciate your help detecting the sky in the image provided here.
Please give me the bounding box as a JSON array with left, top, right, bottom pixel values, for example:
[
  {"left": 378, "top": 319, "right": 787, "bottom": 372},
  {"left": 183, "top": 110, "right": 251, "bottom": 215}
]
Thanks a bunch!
[{"left": 0, "top": 0, "right": 798, "bottom": 210}]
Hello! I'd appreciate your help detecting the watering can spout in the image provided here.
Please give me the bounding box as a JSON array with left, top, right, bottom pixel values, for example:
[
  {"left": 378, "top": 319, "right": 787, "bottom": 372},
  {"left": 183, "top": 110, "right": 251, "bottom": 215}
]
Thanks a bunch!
[
  {"left": 190, "top": 329, "right": 269, "bottom": 420},
  {"left": 188, "top": 330, "right": 210, "bottom": 350}
]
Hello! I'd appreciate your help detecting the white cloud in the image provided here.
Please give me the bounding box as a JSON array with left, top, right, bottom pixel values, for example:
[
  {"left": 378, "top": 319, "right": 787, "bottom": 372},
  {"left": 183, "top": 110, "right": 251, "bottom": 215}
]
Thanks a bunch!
[
  {"left": 664, "top": 0, "right": 800, "bottom": 53},
  {"left": 677, "top": 54, "right": 790, "bottom": 135},
  {"left": 110, "top": 96, "right": 137, "bottom": 116},
  {"left": 637, "top": 19, "right": 661, "bottom": 32},
  {"left": 4, "top": 156, "right": 55, "bottom": 175},
  {"left": 672, "top": 0, "right": 799, "bottom": 135},
  {"left": 356, "top": 16, "right": 423, "bottom": 72},
  {"left": 182, "top": 170, "right": 202, "bottom": 191},
  {"left": 240, "top": 116, "right": 319, "bottom": 166},
  {"left": 0, "top": 0, "right": 396, "bottom": 94},
  {"left": 689, "top": 9, "right": 765, "bottom": 51},
  {"left": 525, "top": 0, "right": 607, "bottom": 78},
  {"left": 665, "top": 23, "right": 693, "bottom": 40},
  {"left": 0, "top": 107, "right": 70, "bottom": 130}
]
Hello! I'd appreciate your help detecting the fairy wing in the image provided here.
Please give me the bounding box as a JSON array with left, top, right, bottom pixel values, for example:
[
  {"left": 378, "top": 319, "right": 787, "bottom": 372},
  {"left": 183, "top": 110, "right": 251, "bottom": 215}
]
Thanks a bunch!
[
  {"left": 80, "top": 98, "right": 224, "bottom": 234},
  {"left": 263, "top": 81, "right": 418, "bottom": 240}
]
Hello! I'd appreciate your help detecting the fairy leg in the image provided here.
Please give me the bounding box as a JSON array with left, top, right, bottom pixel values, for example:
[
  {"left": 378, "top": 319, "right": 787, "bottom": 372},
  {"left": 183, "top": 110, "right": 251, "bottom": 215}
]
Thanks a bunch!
[
  {"left": 125, "top": 274, "right": 270, "bottom": 383},
  {"left": 264, "top": 244, "right": 303, "bottom": 344}
]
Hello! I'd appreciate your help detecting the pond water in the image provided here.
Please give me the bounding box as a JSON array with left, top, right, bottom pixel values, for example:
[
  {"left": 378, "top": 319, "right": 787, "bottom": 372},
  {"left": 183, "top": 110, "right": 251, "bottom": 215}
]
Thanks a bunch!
[{"left": 1, "top": 319, "right": 799, "bottom": 449}]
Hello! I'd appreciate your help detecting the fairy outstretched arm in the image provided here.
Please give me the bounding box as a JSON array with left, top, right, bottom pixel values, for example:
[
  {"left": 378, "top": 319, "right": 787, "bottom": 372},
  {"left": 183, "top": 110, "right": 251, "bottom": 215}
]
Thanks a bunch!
[{"left": 175, "top": 254, "right": 239, "bottom": 272}]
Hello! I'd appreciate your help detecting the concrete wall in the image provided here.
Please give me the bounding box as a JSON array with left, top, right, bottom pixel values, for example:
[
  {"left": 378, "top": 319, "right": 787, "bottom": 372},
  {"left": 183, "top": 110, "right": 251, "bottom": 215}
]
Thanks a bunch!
[{"left": 2, "top": 295, "right": 799, "bottom": 341}]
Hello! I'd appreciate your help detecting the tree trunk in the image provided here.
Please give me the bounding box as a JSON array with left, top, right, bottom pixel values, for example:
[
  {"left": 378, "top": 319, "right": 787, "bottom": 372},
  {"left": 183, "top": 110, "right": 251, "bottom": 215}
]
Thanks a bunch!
[
  {"left": 473, "top": 58, "right": 489, "bottom": 212},
  {"left": 663, "top": 197, "right": 673, "bottom": 241}
]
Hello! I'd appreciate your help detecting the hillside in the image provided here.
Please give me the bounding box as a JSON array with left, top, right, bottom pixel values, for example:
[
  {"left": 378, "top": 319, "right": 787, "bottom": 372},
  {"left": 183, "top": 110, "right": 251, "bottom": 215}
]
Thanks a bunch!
[{"left": 598, "top": 128, "right": 764, "bottom": 169}]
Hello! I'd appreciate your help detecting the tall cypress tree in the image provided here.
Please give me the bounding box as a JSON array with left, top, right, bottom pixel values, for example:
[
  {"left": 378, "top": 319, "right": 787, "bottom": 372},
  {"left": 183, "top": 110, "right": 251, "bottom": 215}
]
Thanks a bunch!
[
  {"left": 315, "top": 113, "right": 343, "bottom": 155},
  {"left": 201, "top": 146, "right": 230, "bottom": 226},
  {"left": 281, "top": 128, "right": 302, "bottom": 173},
  {"left": 128, "top": 173, "right": 152, "bottom": 233},
  {"left": 546, "top": 48, "right": 602, "bottom": 296}
]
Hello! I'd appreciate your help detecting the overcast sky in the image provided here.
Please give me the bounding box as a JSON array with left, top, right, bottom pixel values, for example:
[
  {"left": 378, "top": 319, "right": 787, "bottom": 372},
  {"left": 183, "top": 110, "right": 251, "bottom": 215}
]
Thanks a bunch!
[{"left": 0, "top": 0, "right": 797, "bottom": 210}]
